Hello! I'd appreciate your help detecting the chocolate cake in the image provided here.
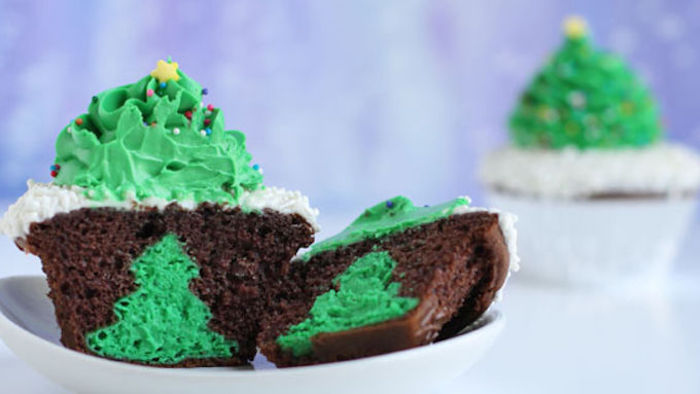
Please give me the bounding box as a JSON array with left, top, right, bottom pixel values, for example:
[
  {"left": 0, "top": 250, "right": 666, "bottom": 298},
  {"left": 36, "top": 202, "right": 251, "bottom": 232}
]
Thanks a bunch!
[
  {"left": 0, "top": 60, "right": 319, "bottom": 367},
  {"left": 258, "top": 196, "right": 518, "bottom": 367},
  {"left": 22, "top": 205, "right": 313, "bottom": 367}
]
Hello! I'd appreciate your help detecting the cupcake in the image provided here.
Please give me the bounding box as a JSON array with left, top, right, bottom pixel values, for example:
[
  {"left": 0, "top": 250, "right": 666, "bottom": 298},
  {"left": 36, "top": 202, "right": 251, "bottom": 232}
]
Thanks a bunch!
[
  {"left": 480, "top": 17, "right": 700, "bottom": 286},
  {"left": 0, "top": 60, "right": 319, "bottom": 367},
  {"left": 259, "top": 196, "right": 518, "bottom": 366}
]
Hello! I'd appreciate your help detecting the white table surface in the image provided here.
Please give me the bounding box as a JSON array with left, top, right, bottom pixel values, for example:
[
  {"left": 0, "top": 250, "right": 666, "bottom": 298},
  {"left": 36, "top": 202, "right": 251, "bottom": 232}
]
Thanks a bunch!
[{"left": 0, "top": 211, "right": 698, "bottom": 394}]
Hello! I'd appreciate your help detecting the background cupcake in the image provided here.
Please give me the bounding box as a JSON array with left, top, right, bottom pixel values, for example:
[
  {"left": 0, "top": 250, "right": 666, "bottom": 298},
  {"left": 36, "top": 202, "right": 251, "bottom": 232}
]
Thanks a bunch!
[{"left": 480, "top": 17, "right": 700, "bottom": 287}]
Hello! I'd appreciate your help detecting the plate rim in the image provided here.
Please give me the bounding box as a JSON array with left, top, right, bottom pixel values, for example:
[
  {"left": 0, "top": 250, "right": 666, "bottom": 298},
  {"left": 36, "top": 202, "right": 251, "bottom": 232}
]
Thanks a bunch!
[{"left": 0, "top": 274, "right": 505, "bottom": 378}]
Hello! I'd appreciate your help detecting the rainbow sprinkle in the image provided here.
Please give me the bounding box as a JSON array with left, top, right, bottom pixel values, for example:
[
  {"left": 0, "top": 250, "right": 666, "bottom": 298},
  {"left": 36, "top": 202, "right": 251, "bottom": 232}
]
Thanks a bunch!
[{"left": 50, "top": 164, "right": 61, "bottom": 178}]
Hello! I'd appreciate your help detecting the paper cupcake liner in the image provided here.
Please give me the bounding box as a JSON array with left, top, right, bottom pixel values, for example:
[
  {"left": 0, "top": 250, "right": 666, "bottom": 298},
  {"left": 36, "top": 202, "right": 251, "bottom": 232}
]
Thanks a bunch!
[{"left": 486, "top": 192, "right": 698, "bottom": 287}]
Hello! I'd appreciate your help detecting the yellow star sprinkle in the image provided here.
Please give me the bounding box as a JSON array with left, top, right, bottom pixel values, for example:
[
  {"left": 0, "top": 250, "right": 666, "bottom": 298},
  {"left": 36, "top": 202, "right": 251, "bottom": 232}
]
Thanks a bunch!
[
  {"left": 563, "top": 15, "right": 587, "bottom": 39},
  {"left": 150, "top": 59, "right": 180, "bottom": 83}
]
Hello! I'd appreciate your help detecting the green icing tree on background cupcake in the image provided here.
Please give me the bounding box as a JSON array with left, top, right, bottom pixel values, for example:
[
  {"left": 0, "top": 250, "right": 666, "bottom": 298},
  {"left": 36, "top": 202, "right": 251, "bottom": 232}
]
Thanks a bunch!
[{"left": 509, "top": 16, "right": 663, "bottom": 150}]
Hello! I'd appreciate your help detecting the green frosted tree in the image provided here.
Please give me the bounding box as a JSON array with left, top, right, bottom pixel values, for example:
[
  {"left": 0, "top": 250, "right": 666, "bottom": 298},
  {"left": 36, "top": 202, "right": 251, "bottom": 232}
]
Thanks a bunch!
[
  {"left": 277, "top": 251, "right": 419, "bottom": 356},
  {"left": 86, "top": 233, "right": 237, "bottom": 365},
  {"left": 509, "top": 16, "right": 662, "bottom": 149}
]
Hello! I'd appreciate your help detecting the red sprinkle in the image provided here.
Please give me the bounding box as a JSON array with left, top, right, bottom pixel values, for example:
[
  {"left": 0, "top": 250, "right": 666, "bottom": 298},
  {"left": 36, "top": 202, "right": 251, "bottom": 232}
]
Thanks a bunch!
[
  {"left": 204, "top": 118, "right": 211, "bottom": 126},
  {"left": 75, "top": 118, "right": 83, "bottom": 126},
  {"left": 184, "top": 110, "right": 192, "bottom": 120},
  {"left": 50, "top": 170, "right": 58, "bottom": 177},
  {"left": 207, "top": 104, "right": 214, "bottom": 111},
  {"left": 55, "top": 164, "right": 61, "bottom": 170}
]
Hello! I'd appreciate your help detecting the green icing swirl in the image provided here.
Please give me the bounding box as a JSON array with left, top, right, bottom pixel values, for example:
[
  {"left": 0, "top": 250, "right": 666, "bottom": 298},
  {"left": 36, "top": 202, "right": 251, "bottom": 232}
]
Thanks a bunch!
[
  {"left": 301, "top": 196, "right": 470, "bottom": 261},
  {"left": 509, "top": 30, "right": 662, "bottom": 150},
  {"left": 53, "top": 62, "right": 263, "bottom": 203}
]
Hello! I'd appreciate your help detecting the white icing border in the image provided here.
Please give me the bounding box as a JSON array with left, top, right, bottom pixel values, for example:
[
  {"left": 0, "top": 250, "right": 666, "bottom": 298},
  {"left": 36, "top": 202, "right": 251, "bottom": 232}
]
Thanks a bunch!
[
  {"left": 480, "top": 143, "right": 700, "bottom": 199},
  {"left": 0, "top": 181, "right": 320, "bottom": 239}
]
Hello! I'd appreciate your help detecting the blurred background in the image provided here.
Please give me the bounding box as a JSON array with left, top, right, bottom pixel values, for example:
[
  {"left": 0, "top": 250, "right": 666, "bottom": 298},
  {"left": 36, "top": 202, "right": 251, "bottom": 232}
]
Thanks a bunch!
[
  {"left": 0, "top": 2, "right": 699, "bottom": 393},
  {"left": 1, "top": 0, "right": 699, "bottom": 220}
]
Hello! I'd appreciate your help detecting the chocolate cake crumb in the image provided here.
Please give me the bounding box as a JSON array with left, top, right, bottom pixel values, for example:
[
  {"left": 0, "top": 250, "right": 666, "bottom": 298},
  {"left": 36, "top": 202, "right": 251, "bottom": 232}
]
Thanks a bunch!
[
  {"left": 258, "top": 211, "right": 509, "bottom": 367},
  {"left": 23, "top": 203, "right": 314, "bottom": 367}
]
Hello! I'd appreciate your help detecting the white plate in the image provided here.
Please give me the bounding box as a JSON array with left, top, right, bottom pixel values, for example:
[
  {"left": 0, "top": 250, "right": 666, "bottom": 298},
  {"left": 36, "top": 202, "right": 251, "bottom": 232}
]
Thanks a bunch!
[{"left": 0, "top": 275, "right": 504, "bottom": 394}]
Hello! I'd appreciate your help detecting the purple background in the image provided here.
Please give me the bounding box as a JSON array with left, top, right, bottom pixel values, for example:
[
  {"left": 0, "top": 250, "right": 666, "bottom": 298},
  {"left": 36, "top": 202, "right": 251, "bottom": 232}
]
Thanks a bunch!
[{"left": 1, "top": 0, "right": 699, "bottom": 216}]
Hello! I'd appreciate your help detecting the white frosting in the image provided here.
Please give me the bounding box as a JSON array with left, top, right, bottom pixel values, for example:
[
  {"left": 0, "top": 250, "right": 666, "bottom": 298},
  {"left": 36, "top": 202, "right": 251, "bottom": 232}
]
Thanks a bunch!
[
  {"left": 0, "top": 181, "right": 320, "bottom": 240},
  {"left": 480, "top": 143, "right": 700, "bottom": 199},
  {"left": 239, "top": 186, "right": 319, "bottom": 231}
]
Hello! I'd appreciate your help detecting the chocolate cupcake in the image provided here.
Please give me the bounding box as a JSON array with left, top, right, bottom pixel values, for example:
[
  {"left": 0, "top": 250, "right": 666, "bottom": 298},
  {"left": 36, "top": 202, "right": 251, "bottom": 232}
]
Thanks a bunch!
[{"left": 0, "top": 60, "right": 319, "bottom": 367}]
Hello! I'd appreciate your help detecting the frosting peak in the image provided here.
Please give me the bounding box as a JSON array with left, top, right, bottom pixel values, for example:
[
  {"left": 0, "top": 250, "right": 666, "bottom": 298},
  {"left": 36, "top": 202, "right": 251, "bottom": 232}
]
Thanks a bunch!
[
  {"left": 53, "top": 60, "right": 263, "bottom": 204},
  {"left": 509, "top": 18, "right": 662, "bottom": 150}
]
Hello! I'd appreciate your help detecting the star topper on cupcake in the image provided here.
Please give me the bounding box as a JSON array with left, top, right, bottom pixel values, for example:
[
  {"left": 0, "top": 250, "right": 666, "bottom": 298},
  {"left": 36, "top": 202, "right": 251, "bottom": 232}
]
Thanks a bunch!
[
  {"left": 150, "top": 59, "right": 180, "bottom": 82},
  {"left": 563, "top": 15, "right": 587, "bottom": 39}
]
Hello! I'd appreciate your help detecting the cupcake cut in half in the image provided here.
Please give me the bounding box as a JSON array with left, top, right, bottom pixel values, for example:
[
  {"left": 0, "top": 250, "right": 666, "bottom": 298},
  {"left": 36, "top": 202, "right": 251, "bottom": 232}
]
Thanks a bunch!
[
  {"left": 259, "top": 196, "right": 518, "bottom": 367},
  {"left": 0, "top": 60, "right": 319, "bottom": 367}
]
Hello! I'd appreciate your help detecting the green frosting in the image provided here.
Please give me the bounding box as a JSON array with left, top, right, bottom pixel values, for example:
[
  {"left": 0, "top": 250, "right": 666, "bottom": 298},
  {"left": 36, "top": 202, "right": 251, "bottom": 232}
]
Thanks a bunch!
[
  {"left": 86, "top": 234, "right": 238, "bottom": 364},
  {"left": 301, "top": 196, "right": 470, "bottom": 261},
  {"left": 53, "top": 61, "right": 263, "bottom": 203},
  {"left": 277, "top": 251, "right": 419, "bottom": 357},
  {"left": 509, "top": 26, "right": 662, "bottom": 149}
]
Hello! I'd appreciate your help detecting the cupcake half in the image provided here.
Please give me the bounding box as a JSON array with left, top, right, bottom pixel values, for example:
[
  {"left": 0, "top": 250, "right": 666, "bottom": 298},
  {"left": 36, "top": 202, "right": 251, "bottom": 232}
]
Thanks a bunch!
[
  {"left": 480, "top": 17, "right": 700, "bottom": 286},
  {"left": 0, "top": 60, "right": 319, "bottom": 367},
  {"left": 259, "top": 196, "right": 518, "bottom": 366}
]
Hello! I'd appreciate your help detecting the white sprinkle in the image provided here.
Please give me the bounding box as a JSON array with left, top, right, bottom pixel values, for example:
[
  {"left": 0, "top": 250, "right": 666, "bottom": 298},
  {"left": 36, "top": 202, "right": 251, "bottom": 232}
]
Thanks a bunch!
[
  {"left": 200, "top": 129, "right": 207, "bottom": 136},
  {"left": 173, "top": 128, "right": 180, "bottom": 135},
  {"left": 568, "top": 91, "right": 586, "bottom": 108},
  {"left": 67, "top": 127, "right": 72, "bottom": 134}
]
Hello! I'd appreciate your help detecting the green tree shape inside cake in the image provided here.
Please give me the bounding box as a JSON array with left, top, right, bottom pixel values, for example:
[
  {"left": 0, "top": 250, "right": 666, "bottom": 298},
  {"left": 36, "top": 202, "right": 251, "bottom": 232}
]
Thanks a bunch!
[
  {"left": 509, "top": 16, "right": 662, "bottom": 149},
  {"left": 277, "top": 251, "right": 419, "bottom": 357},
  {"left": 86, "top": 233, "right": 238, "bottom": 364}
]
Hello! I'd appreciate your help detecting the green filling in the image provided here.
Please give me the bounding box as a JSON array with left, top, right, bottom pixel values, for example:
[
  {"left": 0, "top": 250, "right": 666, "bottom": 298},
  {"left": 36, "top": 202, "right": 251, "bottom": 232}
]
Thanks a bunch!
[
  {"left": 85, "top": 234, "right": 238, "bottom": 365},
  {"left": 509, "top": 28, "right": 662, "bottom": 150},
  {"left": 276, "top": 251, "right": 419, "bottom": 357},
  {"left": 301, "top": 196, "right": 470, "bottom": 261},
  {"left": 53, "top": 60, "right": 263, "bottom": 204}
]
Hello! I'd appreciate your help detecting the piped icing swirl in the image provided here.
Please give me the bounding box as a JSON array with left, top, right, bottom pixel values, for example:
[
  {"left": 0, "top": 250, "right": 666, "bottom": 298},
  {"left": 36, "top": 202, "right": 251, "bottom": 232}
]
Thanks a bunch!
[
  {"left": 509, "top": 16, "right": 662, "bottom": 150},
  {"left": 53, "top": 60, "right": 263, "bottom": 204}
]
